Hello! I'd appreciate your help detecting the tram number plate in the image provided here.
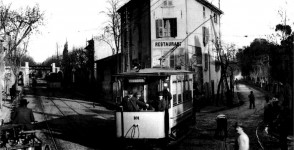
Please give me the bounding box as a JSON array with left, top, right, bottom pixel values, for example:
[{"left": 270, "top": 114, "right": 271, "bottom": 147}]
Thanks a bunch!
[{"left": 134, "top": 116, "right": 139, "bottom": 120}]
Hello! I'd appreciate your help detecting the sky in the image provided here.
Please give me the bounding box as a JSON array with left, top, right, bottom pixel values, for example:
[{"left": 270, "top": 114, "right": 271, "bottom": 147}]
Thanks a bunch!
[{"left": 2, "top": 0, "right": 294, "bottom": 63}]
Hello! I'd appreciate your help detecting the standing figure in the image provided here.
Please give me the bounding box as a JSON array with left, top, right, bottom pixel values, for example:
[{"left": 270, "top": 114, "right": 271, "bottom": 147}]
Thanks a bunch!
[
  {"left": 12, "top": 99, "right": 35, "bottom": 130},
  {"left": 234, "top": 122, "right": 249, "bottom": 150},
  {"left": 248, "top": 91, "right": 255, "bottom": 109},
  {"left": 129, "top": 92, "right": 149, "bottom": 111},
  {"left": 121, "top": 91, "right": 133, "bottom": 111},
  {"left": 154, "top": 92, "right": 167, "bottom": 111}
]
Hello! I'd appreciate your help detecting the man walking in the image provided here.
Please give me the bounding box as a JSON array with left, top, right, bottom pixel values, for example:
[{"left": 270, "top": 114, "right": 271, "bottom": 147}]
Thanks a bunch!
[
  {"left": 234, "top": 122, "right": 249, "bottom": 150},
  {"left": 248, "top": 91, "right": 255, "bottom": 109}
]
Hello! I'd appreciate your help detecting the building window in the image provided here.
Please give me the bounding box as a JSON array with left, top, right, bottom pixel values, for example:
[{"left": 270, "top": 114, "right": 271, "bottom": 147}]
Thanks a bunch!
[
  {"left": 214, "top": 13, "right": 218, "bottom": 24},
  {"left": 203, "top": 6, "right": 206, "bottom": 18},
  {"left": 163, "top": 0, "right": 173, "bottom": 7},
  {"left": 195, "top": 47, "right": 202, "bottom": 64},
  {"left": 202, "top": 26, "right": 209, "bottom": 46},
  {"left": 204, "top": 53, "right": 209, "bottom": 71},
  {"left": 156, "top": 18, "right": 177, "bottom": 38}
]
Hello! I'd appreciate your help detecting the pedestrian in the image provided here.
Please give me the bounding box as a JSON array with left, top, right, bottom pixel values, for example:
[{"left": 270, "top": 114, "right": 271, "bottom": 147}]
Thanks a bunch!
[
  {"left": 11, "top": 99, "right": 35, "bottom": 130},
  {"left": 233, "top": 122, "right": 249, "bottom": 150},
  {"left": 248, "top": 91, "right": 255, "bottom": 109},
  {"left": 10, "top": 84, "right": 16, "bottom": 100},
  {"left": 263, "top": 95, "right": 273, "bottom": 134},
  {"left": 276, "top": 106, "right": 290, "bottom": 150}
]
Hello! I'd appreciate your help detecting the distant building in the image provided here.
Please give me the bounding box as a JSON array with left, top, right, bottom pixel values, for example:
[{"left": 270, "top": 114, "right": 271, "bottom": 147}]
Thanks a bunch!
[{"left": 118, "top": 0, "right": 223, "bottom": 103}]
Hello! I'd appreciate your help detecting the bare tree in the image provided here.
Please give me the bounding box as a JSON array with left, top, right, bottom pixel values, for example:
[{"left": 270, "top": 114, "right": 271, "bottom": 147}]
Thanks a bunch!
[
  {"left": 215, "top": 43, "right": 238, "bottom": 106},
  {"left": 0, "top": 3, "right": 43, "bottom": 108},
  {"left": 99, "top": 0, "right": 122, "bottom": 72}
]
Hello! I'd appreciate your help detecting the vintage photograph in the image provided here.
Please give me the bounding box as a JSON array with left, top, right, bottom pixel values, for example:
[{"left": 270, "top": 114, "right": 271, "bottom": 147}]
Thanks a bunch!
[{"left": 0, "top": 0, "right": 293, "bottom": 149}]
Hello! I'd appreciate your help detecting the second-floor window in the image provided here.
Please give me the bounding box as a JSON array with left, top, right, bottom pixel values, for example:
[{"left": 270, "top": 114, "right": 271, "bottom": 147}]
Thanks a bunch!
[
  {"left": 203, "top": 6, "right": 206, "bottom": 18},
  {"left": 214, "top": 13, "right": 218, "bottom": 24},
  {"left": 163, "top": 0, "right": 173, "bottom": 7},
  {"left": 156, "top": 18, "right": 177, "bottom": 38}
]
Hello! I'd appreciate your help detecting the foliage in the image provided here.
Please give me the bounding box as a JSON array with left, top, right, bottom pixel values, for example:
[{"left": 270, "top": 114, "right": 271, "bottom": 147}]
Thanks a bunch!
[
  {"left": 236, "top": 28, "right": 293, "bottom": 86},
  {"left": 5, "top": 54, "right": 36, "bottom": 66},
  {"left": 0, "top": 3, "right": 44, "bottom": 75},
  {"left": 42, "top": 55, "right": 59, "bottom": 66},
  {"left": 68, "top": 47, "right": 88, "bottom": 70}
]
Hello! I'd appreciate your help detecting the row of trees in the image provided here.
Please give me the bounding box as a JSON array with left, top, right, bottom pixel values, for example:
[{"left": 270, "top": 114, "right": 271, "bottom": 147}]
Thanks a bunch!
[
  {"left": 0, "top": 2, "right": 43, "bottom": 107},
  {"left": 236, "top": 23, "right": 293, "bottom": 86}
]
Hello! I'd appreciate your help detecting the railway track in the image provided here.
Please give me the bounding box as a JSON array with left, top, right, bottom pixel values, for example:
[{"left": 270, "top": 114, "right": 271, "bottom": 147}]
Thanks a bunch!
[{"left": 37, "top": 96, "right": 60, "bottom": 150}]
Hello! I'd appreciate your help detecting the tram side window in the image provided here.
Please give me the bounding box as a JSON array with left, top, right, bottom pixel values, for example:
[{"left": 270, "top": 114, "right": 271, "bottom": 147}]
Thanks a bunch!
[
  {"left": 177, "top": 81, "right": 183, "bottom": 104},
  {"left": 173, "top": 94, "right": 177, "bottom": 106}
]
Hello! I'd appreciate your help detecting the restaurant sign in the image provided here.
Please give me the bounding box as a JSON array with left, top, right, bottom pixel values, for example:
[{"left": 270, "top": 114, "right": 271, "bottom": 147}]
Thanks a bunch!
[{"left": 152, "top": 40, "right": 183, "bottom": 49}]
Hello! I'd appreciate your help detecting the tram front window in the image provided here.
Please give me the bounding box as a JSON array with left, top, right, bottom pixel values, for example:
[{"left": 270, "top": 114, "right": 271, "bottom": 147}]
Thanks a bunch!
[{"left": 121, "top": 91, "right": 149, "bottom": 112}]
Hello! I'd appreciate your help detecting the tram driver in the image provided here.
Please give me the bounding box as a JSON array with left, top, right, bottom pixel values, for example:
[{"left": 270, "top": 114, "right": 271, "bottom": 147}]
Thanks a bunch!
[
  {"left": 122, "top": 91, "right": 149, "bottom": 112},
  {"left": 11, "top": 99, "right": 35, "bottom": 130}
]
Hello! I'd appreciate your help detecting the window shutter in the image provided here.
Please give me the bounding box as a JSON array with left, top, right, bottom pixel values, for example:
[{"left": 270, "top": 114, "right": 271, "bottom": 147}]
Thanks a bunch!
[
  {"left": 203, "top": 27, "right": 206, "bottom": 46},
  {"left": 156, "top": 19, "right": 163, "bottom": 38},
  {"left": 163, "top": 0, "right": 167, "bottom": 6},
  {"left": 196, "top": 47, "right": 202, "bottom": 64},
  {"left": 204, "top": 53, "right": 208, "bottom": 71},
  {"left": 205, "top": 27, "right": 209, "bottom": 45},
  {"left": 168, "top": 0, "right": 173, "bottom": 6},
  {"left": 171, "top": 18, "right": 177, "bottom": 37}
]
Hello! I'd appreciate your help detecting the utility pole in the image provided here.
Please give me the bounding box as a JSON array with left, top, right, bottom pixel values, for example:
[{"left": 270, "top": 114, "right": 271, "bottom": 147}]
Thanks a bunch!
[{"left": 126, "top": 8, "right": 130, "bottom": 72}]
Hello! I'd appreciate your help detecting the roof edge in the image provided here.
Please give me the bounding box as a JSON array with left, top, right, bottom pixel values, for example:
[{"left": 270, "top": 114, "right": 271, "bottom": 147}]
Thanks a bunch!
[{"left": 196, "top": 0, "right": 223, "bottom": 14}]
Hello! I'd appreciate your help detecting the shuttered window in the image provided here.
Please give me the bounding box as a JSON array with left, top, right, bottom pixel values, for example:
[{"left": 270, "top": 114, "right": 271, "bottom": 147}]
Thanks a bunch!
[
  {"left": 156, "top": 18, "right": 177, "bottom": 38},
  {"left": 214, "top": 13, "right": 218, "bottom": 24},
  {"left": 156, "top": 19, "right": 163, "bottom": 38},
  {"left": 163, "top": 0, "right": 173, "bottom": 7},
  {"left": 204, "top": 53, "right": 209, "bottom": 71},
  {"left": 202, "top": 26, "right": 209, "bottom": 46}
]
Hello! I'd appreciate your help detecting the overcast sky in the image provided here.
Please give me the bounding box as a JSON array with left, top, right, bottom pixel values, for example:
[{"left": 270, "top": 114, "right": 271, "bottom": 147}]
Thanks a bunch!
[{"left": 2, "top": 0, "right": 294, "bottom": 63}]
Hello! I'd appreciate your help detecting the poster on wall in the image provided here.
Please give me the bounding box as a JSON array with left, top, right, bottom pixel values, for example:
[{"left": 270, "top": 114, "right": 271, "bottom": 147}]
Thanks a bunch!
[
  {"left": 152, "top": 40, "right": 183, "bottom": 68},
  {"left": 152, "top": 49, "right": 163, "bottom": 67}
]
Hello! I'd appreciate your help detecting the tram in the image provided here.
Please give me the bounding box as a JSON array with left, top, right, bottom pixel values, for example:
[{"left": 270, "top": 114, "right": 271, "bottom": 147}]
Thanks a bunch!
[{"left": 115, "top": 68, "right": 195, "bottom": 140}]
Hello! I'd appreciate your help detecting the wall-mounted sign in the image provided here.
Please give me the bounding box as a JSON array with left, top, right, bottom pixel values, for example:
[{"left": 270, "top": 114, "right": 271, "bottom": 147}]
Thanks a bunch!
[
  {"left": 152, "top": 40, "right": 183, "bottom": 49},
  {"left": 128, "top": 78, "right": 145, "bottom": 83}
]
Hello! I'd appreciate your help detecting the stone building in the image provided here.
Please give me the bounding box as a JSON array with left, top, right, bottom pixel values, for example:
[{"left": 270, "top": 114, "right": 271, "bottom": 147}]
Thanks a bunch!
[{"left": 118, "top": 0, "right": 223, "bottom": 104}]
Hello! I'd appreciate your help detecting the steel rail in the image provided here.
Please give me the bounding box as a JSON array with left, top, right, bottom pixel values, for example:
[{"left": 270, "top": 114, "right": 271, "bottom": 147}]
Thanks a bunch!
[{"left": 38, "top": 96, "right": 59, "bottom": 150}]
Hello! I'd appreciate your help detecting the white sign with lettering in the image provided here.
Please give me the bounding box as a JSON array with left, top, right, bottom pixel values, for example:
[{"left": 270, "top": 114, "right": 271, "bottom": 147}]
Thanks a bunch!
[{"left": 152, "top": 40, "right": 183, "bottom": 49}]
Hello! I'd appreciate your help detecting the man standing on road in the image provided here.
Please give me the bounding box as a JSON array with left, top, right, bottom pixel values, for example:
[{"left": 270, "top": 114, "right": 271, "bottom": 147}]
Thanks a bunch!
[
  {"left": 234, "top": 122, "right": 249, "bottom": 150},
  {"left": 248, "top": 91, "right": 255, "bottom": 109}
]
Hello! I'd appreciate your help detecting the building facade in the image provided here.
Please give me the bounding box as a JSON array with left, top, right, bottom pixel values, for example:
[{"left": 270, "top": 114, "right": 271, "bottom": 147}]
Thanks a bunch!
[{"left": 118, "top": 0, "right": 223, "bottom": 103}]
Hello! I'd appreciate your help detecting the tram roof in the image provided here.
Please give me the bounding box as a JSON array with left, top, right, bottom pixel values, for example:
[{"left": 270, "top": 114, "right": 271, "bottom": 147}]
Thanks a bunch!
[{"left": 114, "top": 68, "right": 194, "bottom": 77}]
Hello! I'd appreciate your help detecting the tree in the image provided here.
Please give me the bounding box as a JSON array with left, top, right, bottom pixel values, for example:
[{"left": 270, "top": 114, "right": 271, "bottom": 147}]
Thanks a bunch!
[
  {"left": 99, "top": 0, "right": 122, "bottom": 72},
  {"left": 215, "top": 43, "right": 238, "bottom": 106},
  {"left": 61, "top": 41, "right": 70, "bottom": 87},
  {"left": 0, "top": 3, "right": 43, "bottom": 108}
]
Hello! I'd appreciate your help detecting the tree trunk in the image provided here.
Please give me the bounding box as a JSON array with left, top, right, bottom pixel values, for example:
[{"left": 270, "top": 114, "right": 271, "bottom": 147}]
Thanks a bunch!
[{"left": 0, "top": 53, "right": 5, "bottom": 109}]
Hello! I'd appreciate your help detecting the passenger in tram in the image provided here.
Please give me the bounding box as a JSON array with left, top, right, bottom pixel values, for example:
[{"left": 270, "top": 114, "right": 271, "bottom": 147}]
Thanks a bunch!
[
  {"left": 162, "top": 87, "right": 172, "bottom": 108},
  {"left": 154, "top": 92, "right": 168, "bottom": 111},
  {"left": 137, "top": 93, "right": 147, "bottom": 110},
  {"left": 121, "top": 91, "right": 133, "bottom": 111},
  {"left": 129, "top": 92, "right": 149, "bottom": 111}
]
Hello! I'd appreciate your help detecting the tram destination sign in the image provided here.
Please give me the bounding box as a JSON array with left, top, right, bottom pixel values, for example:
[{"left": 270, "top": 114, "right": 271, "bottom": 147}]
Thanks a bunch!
[{"left": 128, "top": 78, "right": 145, "bottom": 83}]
